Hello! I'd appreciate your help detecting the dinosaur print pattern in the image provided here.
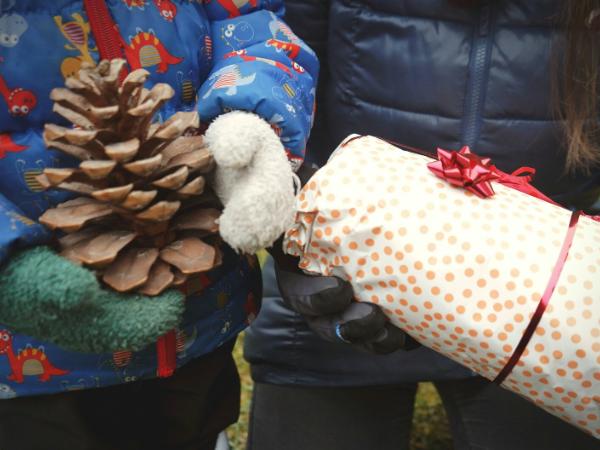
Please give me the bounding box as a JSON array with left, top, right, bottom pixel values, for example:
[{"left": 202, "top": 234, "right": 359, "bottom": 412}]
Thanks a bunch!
[
  {"left": 177, "top": 70, "right": 198, "bottom": 106},
  {"left": 116, "top": 28, "right": 183, "bottom": 73},
  {"left": 122, "top": 0, "right": 147, "bottom": 10},
  {"left": 0, "top": 330, "right": 69, "bottom": 383},
  {"left": 0, "top": 0, "right": 27, "bottom": 48},
  {"left": 112, "top": 350, "right": 133, "bottom": 368},
  {"left": 0, "top": 72, "right": 37, "bottom": 117},
  {"left": 0, "top": 382, "right": 15, "bottom": 398},
  {"left": 175, "top": 326, "right": 198, "bottom": 359},
  {"left": 266, "top": 39, "right": 300, "bottom": 60},
  {"left": 0, "top": 0, "right": 315, "bottom": 398},
  {"left": 0, "top": 133, "right": 27, "bottom": 159},
  {"left": 221, "top": 21, "right": 255, "bottom": 49},
  {"left": 54, "top": 13, "right": 98, "bottom": 79},
  {"left": 203, "top": 35, "right": 213, "bottom": 61},
  {"left": 224, "top": 49, "right": 292, "bottom": 76},
  {"left": 202, "top": 64, "right": 256, "bottom": 98},
  {"left": 268, "top": 13, "right": 299, "bottom": 43},
  {"left": 153, "top": 0, "right": 178, "bottom": 21},
  {"left": 267, "top": 11, "right": 314, "bottom": 57}
]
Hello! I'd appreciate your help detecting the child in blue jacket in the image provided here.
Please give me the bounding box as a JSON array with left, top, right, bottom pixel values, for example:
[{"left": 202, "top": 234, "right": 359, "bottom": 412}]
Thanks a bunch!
[{"left": 0, "top": 0, "right": 317, "bottom": 448}]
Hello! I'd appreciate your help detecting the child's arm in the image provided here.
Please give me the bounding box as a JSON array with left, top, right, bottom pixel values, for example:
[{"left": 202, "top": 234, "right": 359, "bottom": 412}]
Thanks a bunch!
[
  {"left": 191, "top": 2, "right": 319, "bottom": 253},
  {"left": 199, "top": 1, "right": 319, "bottom": 169}
]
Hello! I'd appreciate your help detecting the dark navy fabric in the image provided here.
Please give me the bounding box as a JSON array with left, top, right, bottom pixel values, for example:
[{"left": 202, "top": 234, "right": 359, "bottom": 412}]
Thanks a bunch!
[
  {"left": 244, "top": 0, "right": 600, "bottom": 387},
  {"left": 247, "top": 257, "right": 474, "bottom": 386},
  {"left": 0, "top": 0, "right": 316, "bottom": 397}
]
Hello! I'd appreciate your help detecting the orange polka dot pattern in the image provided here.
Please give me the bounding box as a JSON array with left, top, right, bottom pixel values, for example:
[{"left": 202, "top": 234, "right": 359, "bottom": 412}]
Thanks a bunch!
[{"left": 284, "top": 135, "right": 600, "bottom": 439}]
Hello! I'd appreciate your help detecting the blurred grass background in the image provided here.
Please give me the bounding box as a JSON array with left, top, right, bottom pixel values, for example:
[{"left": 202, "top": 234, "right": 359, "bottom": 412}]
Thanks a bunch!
[{"left": 227, "top": 336, "right": 454, "bottom": 450}]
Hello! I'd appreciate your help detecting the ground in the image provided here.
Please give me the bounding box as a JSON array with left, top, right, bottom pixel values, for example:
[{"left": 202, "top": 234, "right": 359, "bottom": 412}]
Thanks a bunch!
[{"left": 227, "top": 335, "right": 454, "bottom": 450}]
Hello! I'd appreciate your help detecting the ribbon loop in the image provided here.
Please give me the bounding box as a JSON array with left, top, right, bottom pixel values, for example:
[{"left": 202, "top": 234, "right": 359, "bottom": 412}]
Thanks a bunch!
[{"left": 427, "top": 146, "right": 499, "bottom": 198}]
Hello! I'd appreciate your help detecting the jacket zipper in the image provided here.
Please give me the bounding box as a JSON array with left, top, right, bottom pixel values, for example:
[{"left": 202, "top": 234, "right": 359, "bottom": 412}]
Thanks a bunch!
[
  {"left": 83, "top": 0, "right": 178, "bottom": 379},
  {"left": 83, "top": 0, "right": 125, "bottom": 61},
  {"left": 461, "top": 1, "right": 493, "bottom": 147}
]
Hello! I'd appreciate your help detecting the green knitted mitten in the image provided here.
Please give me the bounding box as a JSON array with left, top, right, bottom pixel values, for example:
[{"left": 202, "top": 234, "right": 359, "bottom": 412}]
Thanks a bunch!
[{"left": 0, "top": 247, "right": 185, "bottom": 353}]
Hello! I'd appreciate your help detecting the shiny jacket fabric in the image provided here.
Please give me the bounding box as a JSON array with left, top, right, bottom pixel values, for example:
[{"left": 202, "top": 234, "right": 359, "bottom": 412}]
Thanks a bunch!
[
  {"left": 0, "top": 0, "right": 317, "bottom": 397},
  {"left": 244, "top": 0, "right": 600, "bottom": 386}
]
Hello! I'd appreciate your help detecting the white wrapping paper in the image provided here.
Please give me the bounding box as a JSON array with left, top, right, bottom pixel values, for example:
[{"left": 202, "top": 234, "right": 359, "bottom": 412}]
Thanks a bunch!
[{"left": 284, "top": 135, "right": 600, "bottom": 438}]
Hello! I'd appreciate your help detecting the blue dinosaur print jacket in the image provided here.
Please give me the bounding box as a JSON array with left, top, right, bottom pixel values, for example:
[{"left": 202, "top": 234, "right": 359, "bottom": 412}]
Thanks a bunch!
[{"left": 0, "top": 0, "right": 317, "bottom": 397}]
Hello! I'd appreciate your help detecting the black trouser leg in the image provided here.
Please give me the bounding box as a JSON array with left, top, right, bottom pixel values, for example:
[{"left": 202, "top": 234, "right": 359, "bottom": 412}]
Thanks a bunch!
[
  {"left": 436, "top": 377, "right": 598, "bottom": 450},
  {"left": 247, "top": 382, "right": 417, "bottom": 450},
  {"left": 0, "top": 340, "right": 239, "bottom": 450}
]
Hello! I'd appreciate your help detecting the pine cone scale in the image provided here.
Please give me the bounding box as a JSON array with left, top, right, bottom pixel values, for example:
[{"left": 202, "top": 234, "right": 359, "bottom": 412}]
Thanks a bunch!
[
  {"left": 159, "top": 237, "right": 216, "bottom": 275},
  {"left": 103, "top": 248, "right": 160, "bottom": 292},
  {"left": 138, "top": 260, "right": 174, "bottom": 296},
  {"left": 62, "top": 230, "right": 137, "bottom": 267},
  {"left": 104, "top": 138, "right": 140, "bottom": 162},
  {"left": 80, "top": 160, "right": 118, "bottom": 180}
]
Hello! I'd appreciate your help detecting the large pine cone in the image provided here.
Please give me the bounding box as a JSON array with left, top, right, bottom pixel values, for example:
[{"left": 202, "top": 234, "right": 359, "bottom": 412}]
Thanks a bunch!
[{"left": 37, "top": 59, "right": 222, "bottom": 296}]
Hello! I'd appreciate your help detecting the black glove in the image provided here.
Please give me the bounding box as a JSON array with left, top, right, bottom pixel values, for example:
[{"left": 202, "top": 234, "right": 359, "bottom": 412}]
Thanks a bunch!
[
  {"left": 268, "top": 221, "right": 418, "bottom": 354},
  {"left": 274, "top": 263, "right": 418, "bottom": 354}
]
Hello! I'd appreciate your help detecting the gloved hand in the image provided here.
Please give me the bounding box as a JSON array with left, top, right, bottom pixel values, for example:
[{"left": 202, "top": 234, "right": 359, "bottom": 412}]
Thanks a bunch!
[
  {"left": 204, "top": 111, "right": 296, "bottom": 254},
  {"left": 269, "top": 232, "right": 418, "bottom": 354},
  {"left": 0, "top": 247, "right": 185, "bottom": 353}
]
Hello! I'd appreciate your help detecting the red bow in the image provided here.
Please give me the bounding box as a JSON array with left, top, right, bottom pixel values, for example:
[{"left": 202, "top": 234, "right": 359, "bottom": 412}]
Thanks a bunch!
[{"left": 427, "top": 146, "right": 501, "bottom": 198}]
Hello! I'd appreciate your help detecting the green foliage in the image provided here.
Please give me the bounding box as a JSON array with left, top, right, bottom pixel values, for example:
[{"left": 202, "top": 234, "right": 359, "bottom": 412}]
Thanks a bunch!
[
  {"left": 228, "top": 335, "right": 454, "bottom": 450},
  {"left": 411, "top": 383, "right": 453, "bottom": 450},
  {"left": 228, "top": 335, "right": 254, "bottom": 450}
]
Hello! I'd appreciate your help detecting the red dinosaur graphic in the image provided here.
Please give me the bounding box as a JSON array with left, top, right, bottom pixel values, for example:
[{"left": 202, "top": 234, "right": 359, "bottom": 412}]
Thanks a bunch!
[
  {"left": 0, "top": 73, "right": 37, "bottom": 117},
  {"left": 225, "top": 49, "right": 293, "bottom": 76},
  {"left": 152, "top": 0, "right": 177, "bottom": 21},
  {"left": 266, "top": 39, "right": 301, "bottom": 60},
  {"left": 204, "top": 0, "right": 257, "bottom": 18},
  {"left": 0, "top": 133, "right": 27, "bottom": 158},
  {"left": 0, "top": 330, "right": 69, "bottom": 383},
  {"left": 116, "top": 29, "right": 183, "bottom": 74}
]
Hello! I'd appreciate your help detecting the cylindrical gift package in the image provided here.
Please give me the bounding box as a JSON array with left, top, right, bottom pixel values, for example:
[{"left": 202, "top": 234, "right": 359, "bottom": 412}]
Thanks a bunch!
[{"left": 284, "top": 135, "right": 600, "bottom": 438}]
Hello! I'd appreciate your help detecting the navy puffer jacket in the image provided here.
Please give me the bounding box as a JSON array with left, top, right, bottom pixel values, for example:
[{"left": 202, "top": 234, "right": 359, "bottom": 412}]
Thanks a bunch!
[{"left": 245, "top": 0, "right": 600, "bottom": 386}]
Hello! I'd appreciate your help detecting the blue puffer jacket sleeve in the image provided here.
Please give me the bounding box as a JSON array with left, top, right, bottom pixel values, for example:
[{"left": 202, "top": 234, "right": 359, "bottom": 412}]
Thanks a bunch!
[
  {"left": 0, "top": 193, "right": 50, "bottom": 265},
  {"left": 199, "top": 1, "right": 319, "bottom": 169},
  {"left": 0, "top": 129, "right": 75, "bottom": 267},
  {"left": 281, "top": 0, "right": 329, "bottom": 166}
]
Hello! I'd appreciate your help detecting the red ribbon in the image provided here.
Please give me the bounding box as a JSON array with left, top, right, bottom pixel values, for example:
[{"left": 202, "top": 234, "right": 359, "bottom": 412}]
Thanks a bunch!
[
  {"left": 493, "top": 211, "right": 581, "bottom": 385},
  {"left": 424, "top": 145, "right": 599, "bottom": 385}
]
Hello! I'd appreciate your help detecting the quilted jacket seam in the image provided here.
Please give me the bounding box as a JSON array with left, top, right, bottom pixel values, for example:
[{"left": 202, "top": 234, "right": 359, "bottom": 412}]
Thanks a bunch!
[
  {"left": 352, "top": 94, "right": 462, "bottom": 122},
  {"left": 344, "top": 0, "right": 474, "bottom": 27},
  {"left": 345, "top": 1, "right": 560, "bottom": 29}
]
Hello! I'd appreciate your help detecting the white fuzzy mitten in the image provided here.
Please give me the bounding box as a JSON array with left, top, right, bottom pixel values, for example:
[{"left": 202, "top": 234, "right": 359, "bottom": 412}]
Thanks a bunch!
[{"left": 204, "top": 111, "right": 297, "bottom": 254}]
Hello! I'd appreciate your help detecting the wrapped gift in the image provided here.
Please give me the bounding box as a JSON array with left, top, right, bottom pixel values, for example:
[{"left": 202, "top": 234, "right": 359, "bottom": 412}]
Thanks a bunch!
[{"left": 284, "top": 135, "right": 600, "bottom": 438}]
